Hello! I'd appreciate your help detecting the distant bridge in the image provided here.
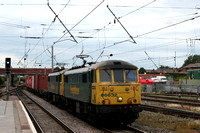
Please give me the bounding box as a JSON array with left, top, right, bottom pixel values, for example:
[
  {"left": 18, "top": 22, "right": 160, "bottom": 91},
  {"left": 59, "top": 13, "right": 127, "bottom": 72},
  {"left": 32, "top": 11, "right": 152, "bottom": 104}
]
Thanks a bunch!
[{"left": 0, "top": 68, "right": 52, "bottom": 75}]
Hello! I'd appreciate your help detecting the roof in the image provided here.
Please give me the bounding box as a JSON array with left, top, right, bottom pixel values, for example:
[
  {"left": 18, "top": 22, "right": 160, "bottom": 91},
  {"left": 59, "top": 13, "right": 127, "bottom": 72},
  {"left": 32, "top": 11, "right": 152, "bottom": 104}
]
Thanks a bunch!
[
  {"left": 183, "top": 63, "right": 200, "bottom": 69},
  {"left": 50, "top": 60, "right": 138, "bottom": 76},
  {"left": 90, "top": 60, "right": 138, "bottom": 69},
  {"left": 48, "top": 69, "right": 67, "bottom": 76},
  {"left": 187, "top": 69, "right": 200, "bottom": 72},
  {"left": 64, "top": 67, "right": 90, "bottom": 75}
]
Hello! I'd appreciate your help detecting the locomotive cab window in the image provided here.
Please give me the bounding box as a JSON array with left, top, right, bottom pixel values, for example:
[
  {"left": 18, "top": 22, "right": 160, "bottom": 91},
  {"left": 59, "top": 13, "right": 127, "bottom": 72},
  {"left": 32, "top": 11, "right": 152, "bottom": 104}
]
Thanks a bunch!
[
  {"left": 113, "top": 69, "right": 124, "bottom": 82},
  {"left": 99, "top": 70, "right": 112, "bottom": 82},
  {"left": 125, "top": 70, "right": 137, "bottom": 82}
]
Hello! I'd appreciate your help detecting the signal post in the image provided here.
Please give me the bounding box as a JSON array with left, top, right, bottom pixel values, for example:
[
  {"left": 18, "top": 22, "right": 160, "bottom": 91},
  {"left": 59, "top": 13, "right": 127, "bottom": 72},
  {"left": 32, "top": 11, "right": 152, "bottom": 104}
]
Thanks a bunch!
[{"left": 5, "top": 58, "right": 11, "bottom": 100}]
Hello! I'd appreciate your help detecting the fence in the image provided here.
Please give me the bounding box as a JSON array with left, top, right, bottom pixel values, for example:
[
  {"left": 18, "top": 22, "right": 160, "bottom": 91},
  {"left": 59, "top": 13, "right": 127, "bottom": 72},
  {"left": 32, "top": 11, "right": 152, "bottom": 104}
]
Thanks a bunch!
[{"left": 141, "top": 84, "right": 200, "bottom": 94}]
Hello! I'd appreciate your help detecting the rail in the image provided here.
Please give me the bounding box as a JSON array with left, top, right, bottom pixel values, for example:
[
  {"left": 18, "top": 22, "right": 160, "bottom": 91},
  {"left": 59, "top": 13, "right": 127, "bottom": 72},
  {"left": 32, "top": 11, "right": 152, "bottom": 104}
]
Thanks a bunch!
[
  {"left": 17, "top": 88, "right": 76, "bottom": 133},
  {"left": 141, "top": 104, "right": 200, "bottom": 119}
]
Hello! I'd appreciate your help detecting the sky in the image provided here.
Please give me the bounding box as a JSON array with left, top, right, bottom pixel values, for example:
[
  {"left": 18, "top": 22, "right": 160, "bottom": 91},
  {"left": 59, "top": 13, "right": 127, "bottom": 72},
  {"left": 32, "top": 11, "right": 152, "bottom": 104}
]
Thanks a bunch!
[{"left": 0, "top": 0, "right": 200, "bottom": 70}]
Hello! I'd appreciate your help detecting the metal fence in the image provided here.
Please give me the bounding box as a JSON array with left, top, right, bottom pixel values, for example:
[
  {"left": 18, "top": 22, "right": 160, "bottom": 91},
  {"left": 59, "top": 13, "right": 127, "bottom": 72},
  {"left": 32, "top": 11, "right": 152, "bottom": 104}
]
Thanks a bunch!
[{"left": 141, "top": 84, "right": 200, "bottom": 94}]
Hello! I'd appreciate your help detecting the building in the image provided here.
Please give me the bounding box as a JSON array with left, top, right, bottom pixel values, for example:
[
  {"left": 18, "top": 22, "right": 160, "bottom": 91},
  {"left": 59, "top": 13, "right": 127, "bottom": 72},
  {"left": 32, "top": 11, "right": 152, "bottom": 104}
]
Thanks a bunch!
[{"left": 181, "top": 63, "right": 200, "bottom": 73}]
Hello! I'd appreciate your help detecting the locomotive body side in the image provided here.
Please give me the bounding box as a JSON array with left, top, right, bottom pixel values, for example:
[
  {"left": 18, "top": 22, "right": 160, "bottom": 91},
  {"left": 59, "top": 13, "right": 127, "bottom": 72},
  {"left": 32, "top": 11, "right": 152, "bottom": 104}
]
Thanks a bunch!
[
  {"left": 64, "top": 67, "right": 91, "bottom": 103},
  {"left": 47, "top": 70, "right": 66, "bottom": 103}
]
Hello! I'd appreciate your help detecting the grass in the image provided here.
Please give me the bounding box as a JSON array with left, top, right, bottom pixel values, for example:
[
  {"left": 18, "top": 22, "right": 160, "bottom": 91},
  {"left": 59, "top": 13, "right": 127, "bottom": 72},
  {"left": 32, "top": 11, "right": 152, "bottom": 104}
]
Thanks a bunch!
[{"left": 134, "top": 111, "right": 200, "bottom": 132}]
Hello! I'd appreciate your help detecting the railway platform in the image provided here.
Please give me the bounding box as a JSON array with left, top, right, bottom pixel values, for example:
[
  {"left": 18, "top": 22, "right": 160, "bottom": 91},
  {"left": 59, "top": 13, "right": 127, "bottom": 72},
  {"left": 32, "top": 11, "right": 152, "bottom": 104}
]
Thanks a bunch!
[{"left": 0, "top": 100, "right": 36, "bottom": 133}]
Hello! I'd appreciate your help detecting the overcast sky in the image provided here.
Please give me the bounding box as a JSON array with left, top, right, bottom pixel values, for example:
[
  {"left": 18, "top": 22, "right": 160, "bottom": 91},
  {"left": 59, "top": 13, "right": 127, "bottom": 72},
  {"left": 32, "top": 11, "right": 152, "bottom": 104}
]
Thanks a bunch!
[{"left": 1, "top": 0, "right": 200, "bottom": 70}]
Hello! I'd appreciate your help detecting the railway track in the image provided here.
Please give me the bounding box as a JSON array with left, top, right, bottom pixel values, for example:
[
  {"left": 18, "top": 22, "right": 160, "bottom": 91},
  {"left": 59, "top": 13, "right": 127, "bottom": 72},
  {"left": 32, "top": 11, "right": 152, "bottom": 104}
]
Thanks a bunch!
[
  {"left": 102, "top": 125, "right": 147, "bottom": 133},
  {"left": 143, "top": 94, "right": 200, "bottom": 102},
  {"left": 141, "top": 104, "right": 200, "bottom": 119},
  {"left": 16, "top": 88, "right": 108, "bottom": 133},
  {"left": 17, "top": 90, "right": 76, "bottom": 133},
  {"left": 127, "top": 125, "right": 147, "bottom": 133},
  {"left": 142, "top": 97, "right": 200, "bottom": 106},
  {"left": 17, "top": 87, "right": 148, "bottom": 133}
]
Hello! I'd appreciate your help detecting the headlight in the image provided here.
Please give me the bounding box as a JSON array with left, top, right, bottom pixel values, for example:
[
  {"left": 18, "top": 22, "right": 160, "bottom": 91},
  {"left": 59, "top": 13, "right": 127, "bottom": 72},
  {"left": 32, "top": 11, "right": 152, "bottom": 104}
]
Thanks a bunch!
[
  {"left": 125, "top": 87, "right": 129, "bottom": 91},
  {"left": 117, "top": 96, "right": 123, "bottom": 102}
]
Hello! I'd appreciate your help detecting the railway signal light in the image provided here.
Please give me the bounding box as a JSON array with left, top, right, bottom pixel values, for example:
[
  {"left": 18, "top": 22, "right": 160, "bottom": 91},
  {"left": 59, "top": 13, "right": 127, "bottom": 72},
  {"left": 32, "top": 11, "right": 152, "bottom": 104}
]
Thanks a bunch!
[{"left": 5, "top": 58, "right": 11, "bottom": 73}]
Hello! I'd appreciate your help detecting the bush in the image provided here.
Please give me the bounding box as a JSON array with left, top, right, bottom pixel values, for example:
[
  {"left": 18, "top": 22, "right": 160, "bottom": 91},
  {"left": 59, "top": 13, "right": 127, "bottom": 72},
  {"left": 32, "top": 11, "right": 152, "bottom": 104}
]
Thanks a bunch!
[{"left": 0, "top": 76, "right": 6, "bottom": 85}]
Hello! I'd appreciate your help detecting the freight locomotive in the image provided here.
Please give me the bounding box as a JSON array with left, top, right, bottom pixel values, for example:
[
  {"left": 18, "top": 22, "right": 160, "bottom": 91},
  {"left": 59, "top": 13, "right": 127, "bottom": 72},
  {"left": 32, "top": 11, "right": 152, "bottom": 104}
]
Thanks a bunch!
[{"left": 26, "top": 60, "right": 142, "bottom": 125}]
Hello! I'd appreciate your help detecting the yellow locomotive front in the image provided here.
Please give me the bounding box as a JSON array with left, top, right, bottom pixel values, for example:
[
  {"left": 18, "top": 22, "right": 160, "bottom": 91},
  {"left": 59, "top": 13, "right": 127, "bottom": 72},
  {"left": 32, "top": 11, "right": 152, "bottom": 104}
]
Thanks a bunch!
[
  {"left": 90, "top": 60, "right": 142, "bottom": 124},
  {"left": 92, "top": 69, "right": 141, "bottom": 105}
]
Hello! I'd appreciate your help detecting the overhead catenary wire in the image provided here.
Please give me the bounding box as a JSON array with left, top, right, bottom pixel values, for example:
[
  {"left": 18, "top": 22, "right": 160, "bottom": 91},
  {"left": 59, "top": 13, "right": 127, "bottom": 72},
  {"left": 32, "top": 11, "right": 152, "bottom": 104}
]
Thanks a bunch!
[
  {"left": 47, "top": 0, "right": 78, "bottom": 43},
  {"left": 8, "top": 1, "right": 199, "bottom": 68},
  {"left": 27, "top": 0, "right": 106, "bottom": 66},
  {"left": 1, "top": 3, "right": 199, "bottom": 10},
  {"left": 118, "top": 0, "right": 156, "bottom": 19},
  {"left": 113, "top": 15, "right": 200, "bottom": 45},
  {"left": 0, "top": 21, "right": 30, "bottom": 29},
  {"left": 107, "top": 5, "right": 136, "bottom": 44},
  {"left": 51, "top": 22, "right": 112, "bottom": 57},
  {"left": 36, "top": 13, "right": 200, "bottom": 68},
  {"left": 58, "top": 13, "right": 200, "bottom": 66},
  {"left": 69, "top": 15, "right": 200, "bottom": 61},
  {"left": 20, "top": 0, "right": 73, "bottom": 67},
  {"left": 55, "top": 0, "right": 105, "bottom": 44},
  {"left": 27, "top": 2, "right": 199, "bottom": 66}
]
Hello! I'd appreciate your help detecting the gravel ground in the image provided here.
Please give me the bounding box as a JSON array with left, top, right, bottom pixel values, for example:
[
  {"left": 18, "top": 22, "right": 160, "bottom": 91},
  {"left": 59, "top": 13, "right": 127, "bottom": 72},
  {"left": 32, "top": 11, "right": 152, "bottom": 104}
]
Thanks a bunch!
[{"left": 23, "top": 90, "right": 102, "bottom": 133}]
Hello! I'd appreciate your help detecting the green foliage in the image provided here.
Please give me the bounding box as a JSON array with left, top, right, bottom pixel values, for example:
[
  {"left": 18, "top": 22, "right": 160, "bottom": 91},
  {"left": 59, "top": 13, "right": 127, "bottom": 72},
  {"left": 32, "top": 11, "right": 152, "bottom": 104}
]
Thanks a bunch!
[
  {"left": 183, "top": 54, "right": 200, "bottom": 67},
  {"left": 139, "top": 67, "right": 146, "bottom": 74},
  {"left": 165, "top": 73, "right": 186, "bottom": 81},
  {"left": 0, "top": 76, "right": 6, "bottom": 85},
  {"left": 160, "top": 65, "right": 170, "bottom": 68}
]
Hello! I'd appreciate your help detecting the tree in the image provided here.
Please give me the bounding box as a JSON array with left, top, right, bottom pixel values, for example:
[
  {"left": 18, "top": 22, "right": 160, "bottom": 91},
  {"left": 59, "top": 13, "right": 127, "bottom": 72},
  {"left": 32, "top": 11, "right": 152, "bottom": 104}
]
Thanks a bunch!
[
  {"left": 160, "top": 65, "right": 170, "bottom": 68},
  {"left": 139, "top": 67, "right": 146, "bottom": 74},
  {"left": 183, "top": 55, "right": 200, "bottom": 67},
  {"left": 0, "top": 76, "right": 6, "bottom": 85}
]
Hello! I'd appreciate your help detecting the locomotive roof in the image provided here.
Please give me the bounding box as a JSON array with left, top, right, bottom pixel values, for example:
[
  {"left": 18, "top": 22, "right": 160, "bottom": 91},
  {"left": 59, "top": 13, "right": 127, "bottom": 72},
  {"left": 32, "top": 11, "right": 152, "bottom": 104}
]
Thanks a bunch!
[
  {"left": 64, "top": 67, "right": 90, "bottom": 75},
  {"left": 62, "top": 60, "right": 137, "bottom": 75},
  {"left": 48, "top": 69, "right": 67, "bottom": 76},
  {"left": 90, "top": 60, "right": 138, "bottom": 69}
]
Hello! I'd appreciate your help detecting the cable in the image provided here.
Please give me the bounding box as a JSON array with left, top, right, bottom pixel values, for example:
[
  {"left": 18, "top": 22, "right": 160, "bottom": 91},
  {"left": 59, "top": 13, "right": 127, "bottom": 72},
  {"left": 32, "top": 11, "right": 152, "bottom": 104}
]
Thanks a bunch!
[
  {"left": 0, "top": 21, "right": 30, "bottom": 29},
  {"left": 1, "top": 3, "right": 199, "bottom": 10},
  {"left": 56, "top": 0, "right": 105, "bottom": 44},
  {"left": 114, "top": 15, "right": 200, "bottom": 44},
  {"left": 28, "top": 0, "right": 106, "bottom": 67},
  {"left": 47, "top": 0, "right": 78, "bottom": 43},
  {"left": 135, "top": 15, "right": 200, "bottom": 38},
  {"left": 55, "top": 22, "right": 111, "bottom": 57},
  {"left": 118, "top": 0, "right": 156, "bottom": 19},
  {"left": 107, "top": 5, "right": 136, "bottom": 43}
]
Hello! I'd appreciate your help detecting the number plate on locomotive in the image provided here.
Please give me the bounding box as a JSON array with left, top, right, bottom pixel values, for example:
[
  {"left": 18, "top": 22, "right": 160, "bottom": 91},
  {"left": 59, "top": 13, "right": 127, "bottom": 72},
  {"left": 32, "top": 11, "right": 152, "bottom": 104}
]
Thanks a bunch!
[{"left": 101, "top": 93, "right": 117, "bottom": 97}]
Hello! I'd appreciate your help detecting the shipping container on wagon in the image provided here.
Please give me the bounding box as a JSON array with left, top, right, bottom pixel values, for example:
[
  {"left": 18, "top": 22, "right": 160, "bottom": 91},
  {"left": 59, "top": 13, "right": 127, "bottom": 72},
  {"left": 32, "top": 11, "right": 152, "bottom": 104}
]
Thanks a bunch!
[
  {"left": 37, "top": 75, "right": 48, "bottom": 91},
  {"left": 25, "top": 76, "right": 29, "bottom": 87},
  {"left": 25, "top": 76, "right": 34, "bottom": 88},
  {"left": 26, "top": 75, "right": 48, "bottom": 91}
]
